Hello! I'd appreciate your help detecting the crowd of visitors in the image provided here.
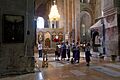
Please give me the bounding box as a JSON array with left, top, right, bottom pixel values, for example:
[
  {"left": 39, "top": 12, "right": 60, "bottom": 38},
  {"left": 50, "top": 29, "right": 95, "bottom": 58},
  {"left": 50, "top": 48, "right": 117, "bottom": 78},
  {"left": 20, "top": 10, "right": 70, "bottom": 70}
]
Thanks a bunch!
[
  {"left": 38, "top": 40, "right": 92, "bottom": 66},
  {"left": 54, "top": 40, "right": 91, "bottom": 66}
]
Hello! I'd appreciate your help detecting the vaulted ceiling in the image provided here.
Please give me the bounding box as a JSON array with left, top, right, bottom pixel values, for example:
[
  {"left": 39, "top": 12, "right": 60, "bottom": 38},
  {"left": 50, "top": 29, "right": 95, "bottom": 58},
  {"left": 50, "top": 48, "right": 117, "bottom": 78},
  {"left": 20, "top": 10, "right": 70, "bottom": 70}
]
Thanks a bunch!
[
  {"left": 35, "top": 0, "right": 49, "bottom": 10},
  {"left": 35, "top": 0, "right": 50, "bottom": 17}
]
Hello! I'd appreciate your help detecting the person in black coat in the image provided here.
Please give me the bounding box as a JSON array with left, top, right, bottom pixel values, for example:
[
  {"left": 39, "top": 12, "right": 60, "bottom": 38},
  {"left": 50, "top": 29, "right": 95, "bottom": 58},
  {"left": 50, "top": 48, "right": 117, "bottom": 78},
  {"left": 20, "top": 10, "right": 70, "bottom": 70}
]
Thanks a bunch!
[{"left": 85, "top": 42, "right": 91, "bottom": 66}]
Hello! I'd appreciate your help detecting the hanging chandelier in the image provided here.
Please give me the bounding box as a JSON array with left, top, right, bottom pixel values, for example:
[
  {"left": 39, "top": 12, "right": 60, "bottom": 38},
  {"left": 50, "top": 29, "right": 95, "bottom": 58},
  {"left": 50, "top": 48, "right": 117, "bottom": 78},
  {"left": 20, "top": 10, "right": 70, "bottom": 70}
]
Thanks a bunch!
[{"left": 49, "top": 0, "right": 60, "bottom": 21}]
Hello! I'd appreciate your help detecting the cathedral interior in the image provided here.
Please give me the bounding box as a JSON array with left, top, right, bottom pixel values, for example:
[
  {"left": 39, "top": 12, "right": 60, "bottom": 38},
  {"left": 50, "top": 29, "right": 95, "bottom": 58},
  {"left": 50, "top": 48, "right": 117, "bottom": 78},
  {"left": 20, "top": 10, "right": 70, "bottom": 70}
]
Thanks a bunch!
[{"left": 0, "top": 0, "right": 120, "bottom": 80}]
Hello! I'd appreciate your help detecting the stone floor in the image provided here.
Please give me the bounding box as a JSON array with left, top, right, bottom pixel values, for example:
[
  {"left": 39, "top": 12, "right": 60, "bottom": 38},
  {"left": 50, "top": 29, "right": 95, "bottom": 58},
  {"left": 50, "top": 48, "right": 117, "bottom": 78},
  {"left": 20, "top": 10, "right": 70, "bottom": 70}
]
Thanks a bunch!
[{"left": 0, "top": 52, "right": 120, "bottom": 80}]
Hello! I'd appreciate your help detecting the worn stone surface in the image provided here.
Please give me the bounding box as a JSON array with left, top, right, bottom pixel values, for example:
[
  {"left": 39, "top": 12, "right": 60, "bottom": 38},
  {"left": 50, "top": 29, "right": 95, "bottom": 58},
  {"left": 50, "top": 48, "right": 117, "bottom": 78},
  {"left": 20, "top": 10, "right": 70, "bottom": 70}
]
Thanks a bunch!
[{"left": 0, "top": 0, "right": 35, "bottom": 75}]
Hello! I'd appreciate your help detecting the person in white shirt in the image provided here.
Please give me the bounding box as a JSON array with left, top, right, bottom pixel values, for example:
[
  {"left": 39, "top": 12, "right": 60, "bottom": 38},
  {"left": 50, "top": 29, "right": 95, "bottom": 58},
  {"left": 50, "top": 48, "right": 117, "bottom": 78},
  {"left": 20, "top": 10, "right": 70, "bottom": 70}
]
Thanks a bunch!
[
  {"left": 95, "top": 35, "right": 100, "bottom": 45},
  {"left": 38, "top": 41, "right": 42, "bottom": 58}
]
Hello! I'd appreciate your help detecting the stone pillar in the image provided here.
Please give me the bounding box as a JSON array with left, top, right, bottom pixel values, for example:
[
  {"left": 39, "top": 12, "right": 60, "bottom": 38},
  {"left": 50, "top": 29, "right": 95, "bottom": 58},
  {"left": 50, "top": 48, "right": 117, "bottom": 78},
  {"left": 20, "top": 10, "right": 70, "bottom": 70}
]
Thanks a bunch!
[
  {"left": 72, "top": 0, "right": 75, "bottom": 41},
  {"left": 69, "top": 0, "right": 73, "bottom": 43},
  {"left": 57, "top": 0, "right": 64, "bottom": 28},
  {"left": 67, "top": 0, "right": 70, "bottom": 42},
  {"left": 118, "top": 13, "right": 120, "bottom": 59},
  {"left": 0, "top": 0, "right": 35, "bottom": 75},
  {"left": 74, "top": 0, "right": 80, "bottom": 42},
  {"left": 116, "top": 0, "right": 120, "bottom": 60},
  {"left": 64, "top": 0, "right": 67, "bottom": 41},
  {"left": 0, "top": 8, "right": 1, "bottom": 44}
]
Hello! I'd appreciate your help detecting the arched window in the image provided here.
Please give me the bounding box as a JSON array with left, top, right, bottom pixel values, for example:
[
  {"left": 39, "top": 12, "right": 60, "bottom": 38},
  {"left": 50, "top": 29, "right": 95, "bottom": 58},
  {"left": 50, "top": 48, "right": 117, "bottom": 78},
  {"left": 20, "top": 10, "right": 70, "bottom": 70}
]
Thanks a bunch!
[{"left": 37, "top": 17, "right": 44, "bottom": 29}]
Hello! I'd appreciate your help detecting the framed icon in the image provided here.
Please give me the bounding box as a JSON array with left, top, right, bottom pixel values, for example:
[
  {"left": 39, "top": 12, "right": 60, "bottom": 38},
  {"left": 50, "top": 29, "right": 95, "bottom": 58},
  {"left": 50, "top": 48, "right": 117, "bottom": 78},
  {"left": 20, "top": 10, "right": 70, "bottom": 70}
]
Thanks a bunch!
[
  {"left": 38, "top": 32, "right": 44, "bottom": 42},
  {"left": 52, "top": 31, "right": 56, "bottom": 41},
  {"left": 58, "top": 32, "right": 63, "bottom": 42}
]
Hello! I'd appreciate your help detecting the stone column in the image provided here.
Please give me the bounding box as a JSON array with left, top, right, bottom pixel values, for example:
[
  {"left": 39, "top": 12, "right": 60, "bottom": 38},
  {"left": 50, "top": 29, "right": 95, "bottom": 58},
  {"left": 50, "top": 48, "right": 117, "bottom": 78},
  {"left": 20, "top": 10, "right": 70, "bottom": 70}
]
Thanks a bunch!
[
  {"left": 116, "top": 0, "right": 120, "bottom": 60},
  {"left": 0, "top": 6, "right": 1, "bottom": 58},
  {"left": 68, "top": 0, "right": 73, "bottom": 43},
  {"left": 57, "top": 0, "right": 64, "bottom": 28},
  {"left": 67, "top": 0, "right": 70, "bottom": 42},
  {"left": 113, "top": 0, "right": 120, "bottom": 60},
  {"left": 118, "top": 13, "right": 120, "bottom": 59},
  {"left": 0, "top": 0, "right": 35, "bottom": 74},
  {"left": 64, "top": 0, "right": 67, "bottom": 41},
  {"left": 72, "top": 0, "right": 75, "bottom": 41},
  {"left": 74, "top": 0, "right": 80, "bottom": 42}
]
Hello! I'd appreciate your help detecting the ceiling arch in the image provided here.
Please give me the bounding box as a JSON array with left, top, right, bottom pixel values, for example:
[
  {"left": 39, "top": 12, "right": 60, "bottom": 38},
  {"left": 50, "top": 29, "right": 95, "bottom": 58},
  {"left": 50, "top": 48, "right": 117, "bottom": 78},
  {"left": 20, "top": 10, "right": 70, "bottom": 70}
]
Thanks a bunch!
[{"left": 80, "top": 11, "right": 92, "bottom": 28}]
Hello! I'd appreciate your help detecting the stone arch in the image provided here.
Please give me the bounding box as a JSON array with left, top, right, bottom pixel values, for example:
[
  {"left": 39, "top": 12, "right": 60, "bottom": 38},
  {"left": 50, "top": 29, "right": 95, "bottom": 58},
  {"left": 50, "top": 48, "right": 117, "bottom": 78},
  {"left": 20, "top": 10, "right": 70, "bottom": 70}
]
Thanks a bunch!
[
  {"left": 80, "top": 11, "right": 92, "bottom": 44},
  {"left": 80, "top": 11, "right": 92, "bottom": 27},
  {"left": 80, "top": 7, "right": 94, "bottom": 24}
]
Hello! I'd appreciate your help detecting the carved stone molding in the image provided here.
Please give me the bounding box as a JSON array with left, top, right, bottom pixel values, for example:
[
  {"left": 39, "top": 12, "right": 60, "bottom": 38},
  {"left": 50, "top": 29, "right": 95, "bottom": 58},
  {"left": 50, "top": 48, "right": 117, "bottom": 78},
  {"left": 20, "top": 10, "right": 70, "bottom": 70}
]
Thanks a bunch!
[{"left": 106, "top": 14, "right": 115, "bottom": 23}]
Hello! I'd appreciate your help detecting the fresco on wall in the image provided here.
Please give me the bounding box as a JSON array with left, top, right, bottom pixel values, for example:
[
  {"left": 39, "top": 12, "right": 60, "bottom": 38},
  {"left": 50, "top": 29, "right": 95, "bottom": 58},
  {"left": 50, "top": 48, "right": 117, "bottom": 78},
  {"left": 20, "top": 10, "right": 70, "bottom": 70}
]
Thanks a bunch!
[{"left": 2, "top": 14, "right": 24, "bottom": 43}]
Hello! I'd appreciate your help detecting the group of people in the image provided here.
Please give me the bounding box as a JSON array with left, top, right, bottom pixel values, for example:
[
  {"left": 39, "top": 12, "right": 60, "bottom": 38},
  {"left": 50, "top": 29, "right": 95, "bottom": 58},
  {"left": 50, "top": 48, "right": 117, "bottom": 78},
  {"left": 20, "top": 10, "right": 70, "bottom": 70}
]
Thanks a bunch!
[
  {"left": 38, "top": 40, "right": 92, "bottom": 66},
  {"left": 55, "top": 40, "right": 92, "bottom": 66},
  {"left": 55, "top": 41, "right": 71, "bottom": 61}
]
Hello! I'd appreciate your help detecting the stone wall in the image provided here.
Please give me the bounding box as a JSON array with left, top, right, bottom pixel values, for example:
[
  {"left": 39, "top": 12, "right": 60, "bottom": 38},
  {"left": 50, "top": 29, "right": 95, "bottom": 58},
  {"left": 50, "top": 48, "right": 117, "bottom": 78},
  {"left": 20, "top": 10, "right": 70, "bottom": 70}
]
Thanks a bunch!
[
  {"left": 103, "top": 0, "right": 119, "bottom": 59},
  {"left": 95, "top": 0, "right": 102, "bottom": 18},
  {"left": 0, "top": 0, "right": 35, "bottom": 75}
]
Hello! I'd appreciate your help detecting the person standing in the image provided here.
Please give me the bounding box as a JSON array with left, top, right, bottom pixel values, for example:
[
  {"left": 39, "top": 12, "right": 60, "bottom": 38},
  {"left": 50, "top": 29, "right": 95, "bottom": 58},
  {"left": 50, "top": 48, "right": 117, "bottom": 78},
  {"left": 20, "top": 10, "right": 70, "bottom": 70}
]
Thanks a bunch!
[
  {"left": 55, "top": 43, "right": 61, "bottom": 61},
  {"left": 74, "top": 42, "right": 80, "bottom": 63},
  {"left": 85, "top": 42, "right": 91, "bottom": 66},
  {"left": 57, "top": 42, "right": 61, "bottom": 61},
  {"left": 72, "top": 40, "right": 76, "bottom": 59},
  {"left": 66, "top": 41, "right": 70, "bottom": 61},
  {"left": 38, "top": 41, "right": 43, "bottom": 58},
  {"left": 55, "top": 44, "right": 59, "bottom": 60},
  {"left": 61, "top": 42, "right": 66, "bottom": 60}
]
